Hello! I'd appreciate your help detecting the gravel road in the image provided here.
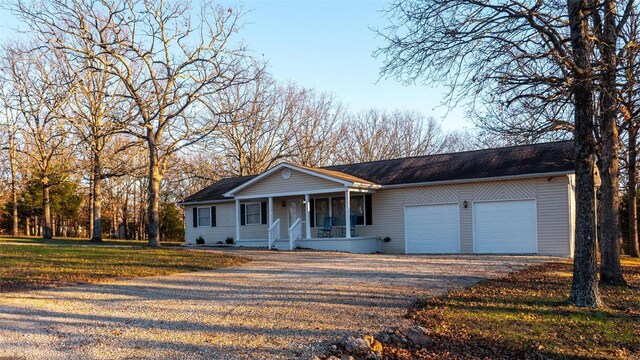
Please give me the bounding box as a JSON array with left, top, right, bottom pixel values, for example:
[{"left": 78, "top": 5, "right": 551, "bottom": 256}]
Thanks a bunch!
[{"left": 0, "top": 249, "right": 553, "bottom": 359}]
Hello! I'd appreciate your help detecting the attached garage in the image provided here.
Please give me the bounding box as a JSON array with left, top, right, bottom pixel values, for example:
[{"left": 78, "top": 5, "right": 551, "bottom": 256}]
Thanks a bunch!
[
  {"left": 473, "top": 199, "right": 538, "bottom": 254},
  {"left": 405, "top": 204, "right": 460, "bottom": 254}
]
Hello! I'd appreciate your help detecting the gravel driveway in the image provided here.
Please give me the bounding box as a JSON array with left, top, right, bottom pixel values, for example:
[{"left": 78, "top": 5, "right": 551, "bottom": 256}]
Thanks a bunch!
[{"left": 0, "top": 249, "right": 553, "bottom": 359}]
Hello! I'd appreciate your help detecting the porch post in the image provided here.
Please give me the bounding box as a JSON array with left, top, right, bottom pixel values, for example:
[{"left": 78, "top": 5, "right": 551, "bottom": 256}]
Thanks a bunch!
[
  {"left": 268, "top": 197, "right": 273, "bottom": 226},
  {"left": 345, "top": 189, "right": 351, "bottom": 238},
  {"left": 235, "top": 199, "right": 241, "bottom": 242},
  {"left": 305, "top": 194, "right": 311, "bottom": 239}
]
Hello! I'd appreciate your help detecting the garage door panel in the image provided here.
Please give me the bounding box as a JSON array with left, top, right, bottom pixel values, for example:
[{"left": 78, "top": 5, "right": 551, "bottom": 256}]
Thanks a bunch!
[
  {"left": 405, "top": 204, "right": 460, "bottom": 254},
  {"left": 474, "top": 200, "right": 537, "bottom": 254}
]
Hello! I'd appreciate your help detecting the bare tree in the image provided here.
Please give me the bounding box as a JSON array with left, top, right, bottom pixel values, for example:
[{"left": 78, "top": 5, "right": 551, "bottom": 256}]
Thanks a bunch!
[
  {"left": 592, "top": 0, "right": 627, "bottom": 286},
  {"left": 15, "top": 0, "right": 255, "bottom": 246},
  {"left": 4, "top": 44, "right": 74, "bottom": 239},
  {"left": 288, "top": 90, "right": 345, "bottom": 167},
  {"left": 64, "top": 55, "right": 137, "bottom": 242},
  {"left": 336, "top": 109, "right": 450, "bottom": 163},
  {"left": 216, "top": 71, "right": 298, "bottom": 176},
  {"left": 376, "top": 0, "right": 614, "bottom": 306},
  {"left": 0, "top": 70, "right": 21, "bottom": 236},
  {"left": 621, "top": 11, "right": 640, "bottom": 258}
]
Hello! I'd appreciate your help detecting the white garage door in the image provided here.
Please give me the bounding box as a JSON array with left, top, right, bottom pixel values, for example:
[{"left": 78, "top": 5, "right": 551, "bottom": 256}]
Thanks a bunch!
[
  {"left": 405, "top": 204, "right": 460, "bottom": 254},
  {"left": 473, "top": 200, "right": 537, "bottom": 254}
]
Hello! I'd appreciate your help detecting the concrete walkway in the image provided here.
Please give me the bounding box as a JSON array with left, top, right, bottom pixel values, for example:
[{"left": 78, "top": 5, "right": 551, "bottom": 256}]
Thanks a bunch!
[{"left": 0, "top": 249, "right": 554, "bottom": 359}]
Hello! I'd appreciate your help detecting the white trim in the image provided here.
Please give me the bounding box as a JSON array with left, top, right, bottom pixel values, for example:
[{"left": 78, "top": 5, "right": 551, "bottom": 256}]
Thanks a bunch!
[
  {"left": 235, "top": 200, "right": 241, "bottom": 242},
  {"left": 196, "top": 206, "right": 212, "bottom": 227},
  {"left": 471, "top": 198, "right": 539, "bottom": 254},
  {"left": 382, "top": 171, "right": 574, "bottom": 190},
  {"left": 233, "top": 187, "right": 347, "bottom": 200},
  {"left": 224, "top": 163, "right": 356, "bottom": 197},
  {"left": 345, "top": 189, "right": 351, "bottom": 238},
  {"left": 305, "top": 194, "right": 311, "bottom": 239},
  {"left": 244, "top": 202, "right": 262, "bottom": 226},
  {"left": 403, "top": 202, "right": 461, "bottom": 254},
  {"left": 268, "top": 197, "right": 274, "bottom": 229}
]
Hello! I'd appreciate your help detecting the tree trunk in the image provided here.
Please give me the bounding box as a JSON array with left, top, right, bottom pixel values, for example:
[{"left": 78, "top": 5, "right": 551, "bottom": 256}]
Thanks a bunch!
[
  {"left": 42, "top": 184, "right": 52, "bottom": 239},
  {"left": 597, "top": 0, "right": 626, "bottom": 286},
  {"left": 91, "top": 154, "right": 103, "bottom": 242},
  {"left": 9, "top": 133, "right": 18, "bottom": 237},
  {"left": 25, "top": 217, "right": 30, "bottom": 237},
  {"left": 629, "top": 126, "right": 640, "bottom": 257},
  {"left": 123, "top": 194, "right": 129, "bottom": 240},
  {"left": 88, "top": 166, "right": 94, "bottom": 240},
  {"left": 567, "top": 0, "right": 602, "bottom": 307},
  {"left": 147, "top": 152, "right": 162, "bottom": 248}
]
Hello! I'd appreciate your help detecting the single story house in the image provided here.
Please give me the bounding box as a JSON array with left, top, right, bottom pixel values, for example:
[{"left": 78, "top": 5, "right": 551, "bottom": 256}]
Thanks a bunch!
[{"left": 178, "top": 140, "right": 577, "bottom": 257}]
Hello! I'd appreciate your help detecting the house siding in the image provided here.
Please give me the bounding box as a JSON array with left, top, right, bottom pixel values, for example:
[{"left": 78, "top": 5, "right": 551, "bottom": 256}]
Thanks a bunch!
[
  {"left": 535, "top": 177, "right": 571, "bottom": 256},
  {"left": 184, "top": 203, "right": 236, "bottom": 245},
  {"left": 363, "top": 188, "right": 405, "bottom": 253},
  {"left": 458, "top": 184, "right": 474, "bottom": 253},
  {"left": 236, "top": 169, "right": 343, "bottom": 197},
  {"left": 184, "top": 202, "right": 269, "bottom": 244},
  {"left": 184, "top": 175, "right": 573, "bottom": 257},
  {"left": 391, "top": 177, "right": 572, "bottom": 256}
]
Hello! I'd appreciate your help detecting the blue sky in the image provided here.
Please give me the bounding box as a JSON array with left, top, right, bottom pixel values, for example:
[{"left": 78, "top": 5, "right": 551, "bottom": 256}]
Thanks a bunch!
[{"left": 0, "top": 0, "right": 470, "bottom": 131}]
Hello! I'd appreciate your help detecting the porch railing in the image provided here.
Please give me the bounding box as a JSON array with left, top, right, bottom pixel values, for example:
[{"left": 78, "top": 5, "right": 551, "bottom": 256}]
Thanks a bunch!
[
  {"left": 268, "top": 218, "right": 281, "bottom": 249},
  {"left": 288, "top": 217, "right": 302, "bottom": 251}
]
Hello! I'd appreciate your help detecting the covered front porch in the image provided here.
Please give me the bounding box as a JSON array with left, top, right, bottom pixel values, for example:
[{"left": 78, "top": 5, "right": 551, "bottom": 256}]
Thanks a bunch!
[
  {"left": 224, "top": 163, "right": 382, "bottom": 253},
  {"left": 232, "top": 191, "right": 380, "bottom": 253}
]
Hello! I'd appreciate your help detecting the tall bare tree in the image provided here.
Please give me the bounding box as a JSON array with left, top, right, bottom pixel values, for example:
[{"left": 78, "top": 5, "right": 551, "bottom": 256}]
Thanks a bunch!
[
  {"left": 216, "top": 71, "right": 298, "bottom": 176},
  {"left": 4, "top": 45, "right": 74, "bottom": 239},
  {"left": 15, "top": 0, "right": 255, "bottom": 246},
  {"left": 376, "top": 0, "right": 615, "bottom": 306},
  {"left": 621, "top": 10, "right": 640, "bottom": 258},
  {"left": 0, "top": 71, "right": 21, "bottom": 236},
  {"left": 64, "top": 56, "right": 137, "bottom": 242}
]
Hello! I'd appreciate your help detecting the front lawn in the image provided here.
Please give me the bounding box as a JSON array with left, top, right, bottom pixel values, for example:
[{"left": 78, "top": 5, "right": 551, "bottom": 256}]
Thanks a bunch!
[
  {"left": 385, "top": 258, "right": 640, "bottom": 359},
  {"left": 0, "top": 235, "right": 182, "bottom": 247},
  {"left": 0, "top": 243, "right": 248, "bottom": 292}
]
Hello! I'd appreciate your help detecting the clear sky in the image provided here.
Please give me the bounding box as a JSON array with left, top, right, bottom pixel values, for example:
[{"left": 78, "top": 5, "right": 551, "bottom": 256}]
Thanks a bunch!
[
  {"left": 0, "top": 0, "right": 470, "bottom": 131},
  {"left": 228, "top": 0, "right": 469, "bottom": 131}
]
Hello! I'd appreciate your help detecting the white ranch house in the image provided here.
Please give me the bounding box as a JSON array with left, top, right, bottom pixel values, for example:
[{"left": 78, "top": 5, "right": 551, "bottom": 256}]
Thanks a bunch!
[{"left": 179, "top": 141, "right": 578, "bottom": 257}]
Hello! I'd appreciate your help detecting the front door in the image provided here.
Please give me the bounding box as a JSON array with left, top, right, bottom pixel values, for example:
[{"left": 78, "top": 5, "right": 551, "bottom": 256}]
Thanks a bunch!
[{"left": 287, "top": 199, "right": 303, "bottom": 230}]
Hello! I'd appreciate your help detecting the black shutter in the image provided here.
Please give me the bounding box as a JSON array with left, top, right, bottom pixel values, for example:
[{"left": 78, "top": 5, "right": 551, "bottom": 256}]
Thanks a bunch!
[
  {"left": 310, "top": 199, "right": 315, "bottom": 227},
  {"left": 261, "top": 202, "right": 267, "bottom": 224},
  {"left": 240, "top": 204, "right": 246, "bottom": 225},
  {"left": 365, "top": 194, "right": 373, "bottom": 225},
  {"left": 193, "top": 207, "right": 198, "bottom": 227},
  {"left": 211, "top": 206, "right": 216, "bottom": 227}
]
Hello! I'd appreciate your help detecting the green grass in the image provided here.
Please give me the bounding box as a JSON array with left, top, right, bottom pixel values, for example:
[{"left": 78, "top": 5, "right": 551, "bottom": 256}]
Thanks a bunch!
[
  {"left": 0, "top": 240, "right": 249, "bottom": 292},
  {"left": 385, "top": 258, "right": 640, "bottom": 359}
]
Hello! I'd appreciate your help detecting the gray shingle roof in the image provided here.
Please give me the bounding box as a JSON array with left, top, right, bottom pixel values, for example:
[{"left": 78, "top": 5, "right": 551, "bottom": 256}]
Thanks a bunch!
[
  {"left": 326, "top": 140, "right": 574, "bottom": 186},
  {"left": 180, "top": 140, "right": 574, "bottom": 204}
]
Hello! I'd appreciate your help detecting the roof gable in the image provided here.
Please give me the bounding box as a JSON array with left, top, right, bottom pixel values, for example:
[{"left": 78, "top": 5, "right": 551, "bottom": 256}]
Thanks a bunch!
[{"left": 223, "top": 163, "right": 378, "bottom": 197}]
